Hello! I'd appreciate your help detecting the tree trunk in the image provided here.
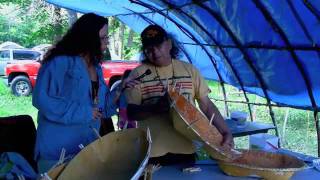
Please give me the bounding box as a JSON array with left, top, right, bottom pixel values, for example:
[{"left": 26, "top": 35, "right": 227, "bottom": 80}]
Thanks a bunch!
[
  {"left": 119, "top": 23, "right": 125, "bottom": 59},
  {"left": 67, "top": 9, "right": 78, "bottom": 27},
  {"left": 108, "top": 17, "right": 117, "bottom": 59},
  {"left": 127, "top": 29, "right": 134, "bottom": 48},
  {"left": 53, "top": 6, "right": 63, "bottom": 42}
]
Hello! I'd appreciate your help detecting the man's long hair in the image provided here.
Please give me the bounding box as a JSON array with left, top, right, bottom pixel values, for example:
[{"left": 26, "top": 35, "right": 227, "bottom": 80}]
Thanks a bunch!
[{"left": 42, "top": 13, "right": 108, "bottom": 64}]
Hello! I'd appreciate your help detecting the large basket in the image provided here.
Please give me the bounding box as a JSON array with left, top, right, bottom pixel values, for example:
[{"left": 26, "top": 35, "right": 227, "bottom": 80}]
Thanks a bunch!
[
  {"left": 51, "top": 128, "right": 151, "bottom": 180},
  {"left": 168, "top": 87, "right": 238, "bottom": 161},
  {"left": 46, "top": 163, "right": 66, "bottom": 180},
  {"left": 168, "top": 87, "right": 306, "bottom": 180},
  {"left": 218, "top": 149, "right": 307, "bottom": 180}
]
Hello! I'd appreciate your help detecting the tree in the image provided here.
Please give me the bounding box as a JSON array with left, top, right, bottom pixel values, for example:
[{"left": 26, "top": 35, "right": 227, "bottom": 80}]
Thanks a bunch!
[
  {"left": 0, "top": 0, "right": 68, "bottom": 47},
  {"left": 0, "top": 0, "right": 140, "bottom": 59},
  {"left": 53, "top": 6, "right": 63, "bottom": 42},
  {"left": 108, "top": 17, "right": 140, "bottom": 60},
  {"left": 67, "top": 9, "right": 77, "bottom": 27}
]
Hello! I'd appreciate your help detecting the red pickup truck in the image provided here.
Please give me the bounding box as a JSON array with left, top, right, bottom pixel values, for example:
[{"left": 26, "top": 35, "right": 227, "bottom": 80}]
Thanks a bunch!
[{"left": 4, "top": 60, "right": 139, "bottom": 96}]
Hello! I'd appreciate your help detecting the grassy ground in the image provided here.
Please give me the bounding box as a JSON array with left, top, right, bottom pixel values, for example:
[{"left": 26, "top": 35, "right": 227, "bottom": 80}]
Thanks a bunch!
[
  {"left": 0, "top": 78, "right": 318, "bottom": 157},
  {"left": 0, "top": 79, "right": 38, "bottom": 125}
]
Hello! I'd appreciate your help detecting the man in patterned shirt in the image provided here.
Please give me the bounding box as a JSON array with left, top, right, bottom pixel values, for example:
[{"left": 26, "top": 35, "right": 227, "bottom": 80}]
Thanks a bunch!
[{"left": 125, "top": 25, "right": 233, "bottom": 165}]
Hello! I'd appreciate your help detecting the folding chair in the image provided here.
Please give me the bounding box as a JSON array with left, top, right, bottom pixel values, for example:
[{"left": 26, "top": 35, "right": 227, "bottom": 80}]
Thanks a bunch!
[{"left": 0, "top": 115, "right": 37, "bottom": 172}]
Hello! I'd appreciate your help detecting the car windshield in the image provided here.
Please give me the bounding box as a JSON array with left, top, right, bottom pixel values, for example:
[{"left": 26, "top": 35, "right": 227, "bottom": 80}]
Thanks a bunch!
[
  {"left": 0, "top": 50, "right": 10, "bottom": 61},
  {"left": 13, "top": 50, "right": 41, "bottom": 60}
]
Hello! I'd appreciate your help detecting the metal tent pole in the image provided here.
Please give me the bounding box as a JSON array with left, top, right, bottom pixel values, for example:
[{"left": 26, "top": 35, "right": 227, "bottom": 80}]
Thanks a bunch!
[
  {"left": 253, "top": 0, "right": 319, "bottom": 155},
  {"left": 196, "top": 1, "right": 279, "bottom": 137}
]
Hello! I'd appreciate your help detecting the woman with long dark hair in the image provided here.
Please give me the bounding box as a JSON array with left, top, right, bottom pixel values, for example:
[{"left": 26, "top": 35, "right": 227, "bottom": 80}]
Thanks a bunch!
[{"left": 32, "top": 13, "right": 120, "bottom": 173}]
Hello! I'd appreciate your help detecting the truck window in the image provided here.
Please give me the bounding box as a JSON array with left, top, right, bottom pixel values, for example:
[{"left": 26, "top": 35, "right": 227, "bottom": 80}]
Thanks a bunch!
[
  {"left": 13, "top": 50, "right": 41, "bottom": 60},
  {"left": 0, "top": 50, "right": 10, "bottom": 61}
]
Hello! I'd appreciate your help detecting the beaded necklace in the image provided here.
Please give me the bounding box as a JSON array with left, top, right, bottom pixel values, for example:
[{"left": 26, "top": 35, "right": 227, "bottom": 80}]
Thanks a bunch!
[{"left": 154, "top": 59, "right": 175, "bottom": 92}]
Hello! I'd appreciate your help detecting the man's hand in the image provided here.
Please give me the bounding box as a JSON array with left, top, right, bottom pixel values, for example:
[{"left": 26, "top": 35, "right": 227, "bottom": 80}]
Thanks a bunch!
[
  {"left": 221, "top": 132, "right": 234, "bottom": 149},
  {"left": 123, "top": 76, "right": 141, "bottom": 89}
]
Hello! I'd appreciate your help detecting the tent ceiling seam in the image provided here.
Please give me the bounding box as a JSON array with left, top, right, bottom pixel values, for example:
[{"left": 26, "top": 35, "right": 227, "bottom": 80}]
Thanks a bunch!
[
  {"left": 287, "top": 0, "right": 320, "bottom": 61},
  {"left": 132, "top": 0, "right": 220, "bottom": 68},
  {"left": 288, "top": 0, "right": 316, "bottom": 45},
  {"left": 253, "top": 0, "right": 318, "bottom": 110},
  {"left": 45, "top": 0, "right": 320, "bottom": 111},
  {"left": 194, "top": 2, "right": 273, "bottom": 104},
  {"left": 134, "top": 0, "right": 225, "bottom": 76},
  {"left": 133, "top": 0, "right": 234, "bottom": 117},
  {"left": 161, "top": 0, "right": 253, "bottom": 119},
  {"left": 303, "top": 0, "right": 320, "bottom": 22},
  {"left": 124, "top": 8, "right": 194, "bottom": 64},
  {"left": 158, "top": 0, "right": 234, "bottom": 116},
  {"left": 120, "top": 0, "right": 194, "bottom": 17},
  {"left": 179, "top": 42, "right": 320, "bottom": 51},
  {"left": 195, "top": 1, "right": 279, "bottom": 137}
]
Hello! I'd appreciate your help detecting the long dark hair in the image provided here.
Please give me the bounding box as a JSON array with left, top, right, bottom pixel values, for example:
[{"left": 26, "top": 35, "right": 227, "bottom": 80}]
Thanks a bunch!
[{"left": 42, "top": 13, "right": 108, "bottom": 64}]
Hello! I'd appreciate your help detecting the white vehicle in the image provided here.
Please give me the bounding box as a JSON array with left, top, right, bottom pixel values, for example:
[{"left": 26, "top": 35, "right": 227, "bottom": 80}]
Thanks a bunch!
[
  {"left": 32, "top": 44, "right": 52, "bottom": 52},
  {"left": 0, "top": 41, "right": 24, "bottom": 49},
  {"left": 0, "top": 49, "right": 42, "bottom": 76}
]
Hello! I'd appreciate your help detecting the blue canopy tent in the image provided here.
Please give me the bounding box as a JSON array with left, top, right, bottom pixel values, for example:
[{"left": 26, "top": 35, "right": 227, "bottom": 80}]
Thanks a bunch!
[{"left": 45, "top": 0, "right": 320, "bottom": 154}]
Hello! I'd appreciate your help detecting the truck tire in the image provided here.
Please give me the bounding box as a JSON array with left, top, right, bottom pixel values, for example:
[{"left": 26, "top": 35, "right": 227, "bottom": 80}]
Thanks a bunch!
[
  {"left": 110, "top": 80, "right": 122, "bottom": 91},
  {"left": 10, "top": 75, "right": 32, "bottom": 96},
  {"left": 108, "top": 76, "right": 121, "bottom": 88}
]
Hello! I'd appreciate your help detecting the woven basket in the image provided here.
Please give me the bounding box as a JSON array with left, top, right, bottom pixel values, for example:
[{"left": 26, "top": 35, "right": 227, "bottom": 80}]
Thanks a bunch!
[
  {"left": 218, "top": 149, "right": 306, "bottom": 180},
  {"left": 168, "top": 87, "right": 239, "bottom": 161},
  {"left": 51, "top": 128, "right": 151, "bottom": 180},
  {"left": 168, "top": 87, "right": 306, "bottom": 179}
]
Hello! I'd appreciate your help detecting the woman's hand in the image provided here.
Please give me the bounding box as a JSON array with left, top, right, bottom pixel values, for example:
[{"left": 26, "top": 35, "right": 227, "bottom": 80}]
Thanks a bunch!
[{"left": 92, "top": 107, "right": 103, "bottom": 120}]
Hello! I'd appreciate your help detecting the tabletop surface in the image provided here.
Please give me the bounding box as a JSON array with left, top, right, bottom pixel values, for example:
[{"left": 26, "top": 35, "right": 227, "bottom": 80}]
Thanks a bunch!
[
  {"left": 153, "top": 157, "right": 320, "bottom": 180},
  {"left": 226, "top": 119, "right": 276, "bottom": 137}
]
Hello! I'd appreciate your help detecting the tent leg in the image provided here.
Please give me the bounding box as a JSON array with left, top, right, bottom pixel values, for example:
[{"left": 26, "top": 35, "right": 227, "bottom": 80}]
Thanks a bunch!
[
  {"left": 281, "top": 108, "right": 290, "bottom": 145},
  {"left": 243, "top": 92, "right": 253, "bottom": 122},
  {"left": 220, "top": 83, "right": 229, "bottom": 117},
  {"left": 314, "top": 111, "right": 320, "bottom": 157},
  {"left": 268, "top": 105, "right": 280, "bottom": 147}
]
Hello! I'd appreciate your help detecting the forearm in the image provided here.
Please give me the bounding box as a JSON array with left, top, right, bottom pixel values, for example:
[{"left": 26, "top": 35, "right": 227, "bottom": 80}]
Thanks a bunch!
[
  {"left": 199, "top": 97, "right": 231, "bottom": 135},
  {"left": 199, "top": 95, "right": 234, "bottom": 147}
]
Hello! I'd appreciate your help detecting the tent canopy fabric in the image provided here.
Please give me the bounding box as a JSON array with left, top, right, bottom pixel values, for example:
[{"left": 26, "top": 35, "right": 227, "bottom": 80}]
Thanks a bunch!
[{"left": 46, "top": 0, "right": 320, "bottom": 110}]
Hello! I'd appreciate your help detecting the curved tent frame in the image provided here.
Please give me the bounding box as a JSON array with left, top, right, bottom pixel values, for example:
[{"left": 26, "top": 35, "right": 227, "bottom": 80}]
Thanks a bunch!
[{"left": 45, "top": 0, "right": 320, "bottom": 155}]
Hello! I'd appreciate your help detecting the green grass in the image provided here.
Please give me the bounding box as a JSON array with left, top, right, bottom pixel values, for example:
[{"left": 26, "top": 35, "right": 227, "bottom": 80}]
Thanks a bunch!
[
  {"left": 0, "top": 78, "right": 318, "bottom": 157},
  {"left": 0, "top": 79, "right": 38, "bottom": 126}
]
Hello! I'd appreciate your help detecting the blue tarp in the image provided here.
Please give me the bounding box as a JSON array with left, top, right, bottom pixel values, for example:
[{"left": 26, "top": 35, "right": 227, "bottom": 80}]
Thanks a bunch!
[{"left": 46, "top": 0, "right": 320, "bottom": 110}]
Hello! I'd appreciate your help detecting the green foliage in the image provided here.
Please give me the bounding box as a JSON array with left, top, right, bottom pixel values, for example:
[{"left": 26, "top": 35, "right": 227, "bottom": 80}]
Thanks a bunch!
[
  {"left": 0, "top": 0, "right": 31, "bottom": 8},
  {"left": 123, "top": 33, "right": 141, "bottom": 60},
  {"left": 0, "top": 1, "right": 140, "bottom": 58},
  {"left": 0, "top": 1, "right": 68, "bottom": 47},
  {"left": 109, "top": 17, "right": 141, "bottom": 60}
]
